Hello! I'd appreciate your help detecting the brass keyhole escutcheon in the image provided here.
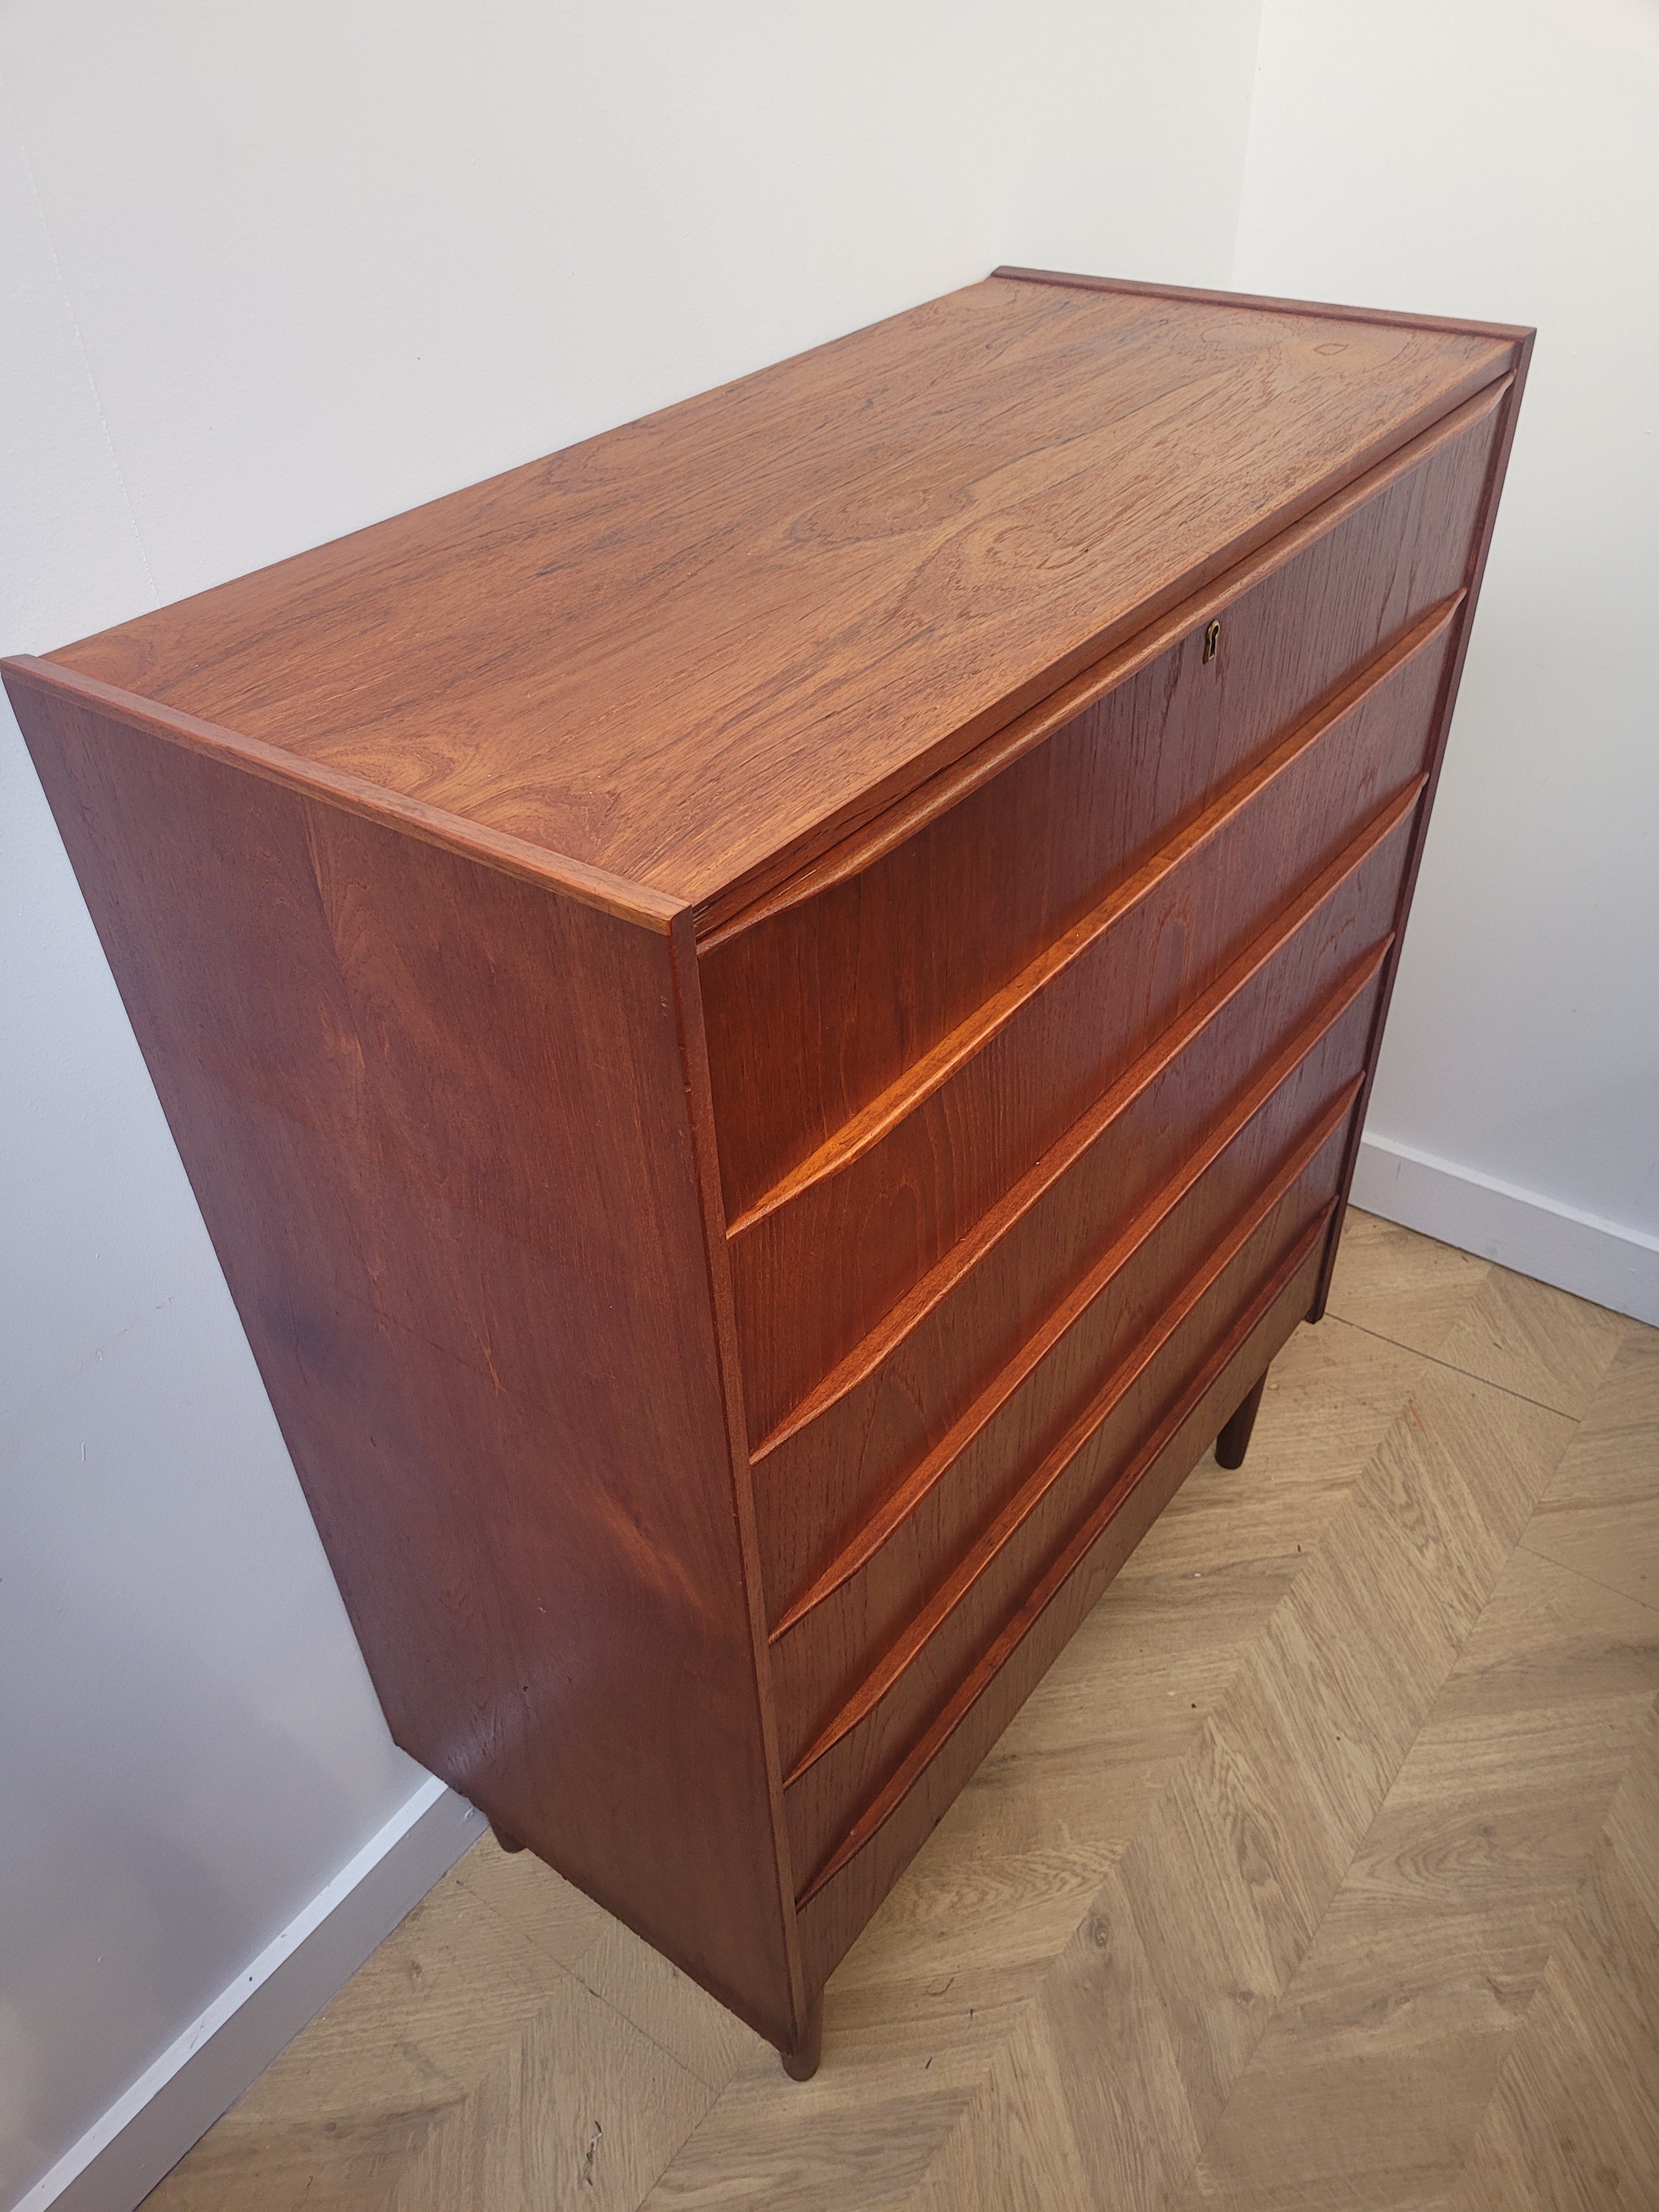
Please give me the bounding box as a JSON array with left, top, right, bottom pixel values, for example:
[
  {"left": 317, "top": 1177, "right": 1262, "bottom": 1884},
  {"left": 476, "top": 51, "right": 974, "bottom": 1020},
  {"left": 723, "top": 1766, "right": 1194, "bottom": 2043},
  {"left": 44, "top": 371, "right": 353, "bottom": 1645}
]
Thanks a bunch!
[{"left": 1203, "top": 618, "right": 1221, "bottom": 666}]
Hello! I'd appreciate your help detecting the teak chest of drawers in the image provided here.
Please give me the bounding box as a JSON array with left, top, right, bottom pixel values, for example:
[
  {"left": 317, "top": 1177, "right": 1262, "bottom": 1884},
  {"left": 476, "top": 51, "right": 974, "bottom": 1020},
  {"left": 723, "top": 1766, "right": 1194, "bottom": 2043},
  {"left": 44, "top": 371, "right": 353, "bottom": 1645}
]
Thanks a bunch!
[{"left": 7, "top": 269, "right": 1530, "bottom": 2078}]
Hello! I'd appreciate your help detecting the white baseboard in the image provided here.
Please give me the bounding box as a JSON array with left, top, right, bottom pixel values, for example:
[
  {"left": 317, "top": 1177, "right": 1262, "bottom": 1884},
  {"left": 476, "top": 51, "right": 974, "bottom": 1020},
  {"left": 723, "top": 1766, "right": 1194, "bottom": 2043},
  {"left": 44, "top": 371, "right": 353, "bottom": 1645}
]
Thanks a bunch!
[
  {"left": 16, "top": 1780, "right": 488, "bottom": 2212},
  {"left": 1351, "top": 1133, "right": 1659, "bottom": 1328}
]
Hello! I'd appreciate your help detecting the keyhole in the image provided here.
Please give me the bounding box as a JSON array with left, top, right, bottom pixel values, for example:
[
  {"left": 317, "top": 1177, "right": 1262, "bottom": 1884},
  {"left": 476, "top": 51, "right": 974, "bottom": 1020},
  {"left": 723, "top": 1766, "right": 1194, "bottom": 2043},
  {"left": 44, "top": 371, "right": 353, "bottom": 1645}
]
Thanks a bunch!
[{"left": 1203, "top": 619, "right": 1221, "bottom": 667}]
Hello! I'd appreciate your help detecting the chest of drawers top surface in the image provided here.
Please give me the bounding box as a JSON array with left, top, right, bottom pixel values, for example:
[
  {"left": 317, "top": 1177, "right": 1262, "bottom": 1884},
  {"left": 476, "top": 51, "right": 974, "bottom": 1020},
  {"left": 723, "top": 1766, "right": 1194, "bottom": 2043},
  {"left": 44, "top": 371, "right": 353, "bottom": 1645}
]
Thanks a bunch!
[{"left": 44, "top": 270, "right": 1513, "bottom": 913}]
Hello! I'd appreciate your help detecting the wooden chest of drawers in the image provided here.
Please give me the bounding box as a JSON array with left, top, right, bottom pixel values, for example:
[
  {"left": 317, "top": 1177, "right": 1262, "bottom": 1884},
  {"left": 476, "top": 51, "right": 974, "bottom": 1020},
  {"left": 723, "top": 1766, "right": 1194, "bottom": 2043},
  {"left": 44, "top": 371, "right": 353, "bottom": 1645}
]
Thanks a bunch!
[{"left": 6, "top": 269, "right": 1530, "bottom": 2077}]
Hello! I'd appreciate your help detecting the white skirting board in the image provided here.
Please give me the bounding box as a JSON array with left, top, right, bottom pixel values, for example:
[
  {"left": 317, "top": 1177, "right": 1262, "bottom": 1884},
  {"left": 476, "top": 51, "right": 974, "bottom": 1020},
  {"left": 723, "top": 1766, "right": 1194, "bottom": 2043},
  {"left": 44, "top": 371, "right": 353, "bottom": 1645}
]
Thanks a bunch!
[
  {"left": 1352, "top": 1132, "right": 1659, "bottom": 1328},
  {"left": 16, "top": 1781, "right": 488, "bottom": 2212}
]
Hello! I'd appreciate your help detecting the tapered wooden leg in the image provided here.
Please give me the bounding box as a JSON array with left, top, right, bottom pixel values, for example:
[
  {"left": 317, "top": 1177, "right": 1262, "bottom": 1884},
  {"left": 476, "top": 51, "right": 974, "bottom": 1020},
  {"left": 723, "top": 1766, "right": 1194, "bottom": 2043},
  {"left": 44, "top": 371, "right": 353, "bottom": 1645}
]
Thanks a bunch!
[
  {"left": 780, "top": 1989, "right": 823, "bottom": 2081},
  {"left": 1215, "top": 1372, "right": 1268, "bottom": 1470},
  {"left": 489, "top": 1821, "right": 528, "bottom": 1854}
]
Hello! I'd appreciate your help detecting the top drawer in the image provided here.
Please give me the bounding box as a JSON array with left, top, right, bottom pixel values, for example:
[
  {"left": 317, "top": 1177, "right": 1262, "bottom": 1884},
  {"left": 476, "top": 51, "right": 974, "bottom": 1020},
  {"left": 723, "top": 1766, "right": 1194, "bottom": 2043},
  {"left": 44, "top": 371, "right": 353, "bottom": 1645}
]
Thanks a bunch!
[{"left": 698, "top": 380, "right": 1505, "bottom": 1228}]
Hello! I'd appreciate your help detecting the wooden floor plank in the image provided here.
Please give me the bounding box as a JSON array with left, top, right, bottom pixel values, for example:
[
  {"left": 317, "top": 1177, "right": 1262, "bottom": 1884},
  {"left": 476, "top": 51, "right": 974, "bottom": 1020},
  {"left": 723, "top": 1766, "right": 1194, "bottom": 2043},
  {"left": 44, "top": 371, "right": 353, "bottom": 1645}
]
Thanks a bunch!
[
  {"left": 1324, "top": 1209, "right": 1492, "bottom": 1353},
  {"left": 1436, "top": 1265, "right": 1633, "bottom": 1421},
  {"left": 390, "top": 1974, "right": 714, "bottom": 2212},
  {"left": 1183, "top": 1549, "right": 1659, "bottom": 2210},
  {"left": 572, "top": 1916, "right": 761, "bottom": 2095},
  {"left": 1015, "top": 1369, "right": 1575, "bottom": 2212},
  {"left": 142, "top": 1866, "right": 575, "bottom": 2212},
  {"left": 1522, "top": 1325, "right": 1659, "bottom": 1615},
  {"left": 1450, "top": 1696, "right": 1659, "bottom": 2212},
  {"left": 1327, "top": 1211, "right": 1632, "bottom": 1420},
  {"left": 455, "top": 1832, "right": 613, "bottom": 1972},
  {"left": 904, "top": 2002, "right": 1094, "bottom": 2212}
]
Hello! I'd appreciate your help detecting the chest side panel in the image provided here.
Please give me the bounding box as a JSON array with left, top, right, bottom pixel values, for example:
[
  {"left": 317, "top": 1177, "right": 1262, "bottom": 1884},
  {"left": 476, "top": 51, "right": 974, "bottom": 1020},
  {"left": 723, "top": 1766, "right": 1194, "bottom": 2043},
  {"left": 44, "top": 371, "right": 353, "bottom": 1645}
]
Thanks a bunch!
[{"left": 8, "top": 672, "right": 800, "bottom": 2049}]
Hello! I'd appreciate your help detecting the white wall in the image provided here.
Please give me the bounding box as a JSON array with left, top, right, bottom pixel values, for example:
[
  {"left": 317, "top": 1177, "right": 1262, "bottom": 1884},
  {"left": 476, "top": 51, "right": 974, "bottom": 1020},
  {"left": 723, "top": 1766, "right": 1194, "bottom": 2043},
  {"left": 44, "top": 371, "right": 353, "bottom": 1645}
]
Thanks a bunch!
[
  {"left": 0, "top": 4, "right": 1264, "bottom": 2204},
  {"left": 1233, "top": 0, "right": 1659, "bottom": 1320}
]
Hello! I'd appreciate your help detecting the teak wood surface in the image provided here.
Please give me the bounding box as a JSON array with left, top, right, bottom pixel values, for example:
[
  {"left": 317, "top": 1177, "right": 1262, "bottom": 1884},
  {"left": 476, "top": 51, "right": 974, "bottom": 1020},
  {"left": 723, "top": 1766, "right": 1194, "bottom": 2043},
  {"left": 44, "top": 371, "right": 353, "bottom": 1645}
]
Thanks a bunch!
[
  {"left": 6, "top": 269, "right": 1531, "bottom": 2074},
  {"left": 30, "top": 274, "right": 1515, "bottom": 917}
]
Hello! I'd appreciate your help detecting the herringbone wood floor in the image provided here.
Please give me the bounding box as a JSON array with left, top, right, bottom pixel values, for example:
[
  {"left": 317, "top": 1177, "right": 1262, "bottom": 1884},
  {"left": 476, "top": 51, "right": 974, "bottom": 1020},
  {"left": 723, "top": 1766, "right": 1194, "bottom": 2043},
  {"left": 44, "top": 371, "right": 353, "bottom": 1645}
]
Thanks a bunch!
[{"left": 144, "top": 1214, "right": 1659, "bottom": 2210}]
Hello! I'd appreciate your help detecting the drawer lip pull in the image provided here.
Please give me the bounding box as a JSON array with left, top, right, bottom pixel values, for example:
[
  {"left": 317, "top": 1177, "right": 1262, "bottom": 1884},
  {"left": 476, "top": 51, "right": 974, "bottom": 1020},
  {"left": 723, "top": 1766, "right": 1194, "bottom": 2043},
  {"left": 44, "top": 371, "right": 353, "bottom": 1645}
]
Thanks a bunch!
[
  {"left": 780, "top": 1093, "right": 1354, "bottom": 1796},
  {"left": 746, "top": 782, "right": 1414, "bottom": 1471},
  {"left": 767, "top": 952, "right": 1384, "bottom": 1640},
  {"left": 725, "top": 595, "right": 1457, "bottom": 1244},
  {"left": 741, "top": 770, "right": 1423, "bottom": 1461},
  {"left": 795, "top": 1207, "right": 1332, "bottom": 1908}
]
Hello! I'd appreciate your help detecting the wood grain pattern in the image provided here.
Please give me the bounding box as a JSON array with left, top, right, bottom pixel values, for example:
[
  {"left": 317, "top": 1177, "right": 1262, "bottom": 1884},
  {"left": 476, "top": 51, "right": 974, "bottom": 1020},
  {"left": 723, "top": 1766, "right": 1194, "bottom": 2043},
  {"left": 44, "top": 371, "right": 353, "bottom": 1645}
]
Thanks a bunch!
[
  {"left": 41, "top": 278, "right": 1511, "bottom": 913},
  {"left": 10, "top": 677, "right": 801, "bottom": 2050},
  {"left": 746, "top": 827, "right": 1408, "bottom": 1619},
  {"left": 697, "top": 375, "right": 1507, "bottom": 948},
  {"left": 7, "top": 271, "right": 1531, "bottom": 2074},
  {"left": 761, "top": 924, "right": 1398, "bottom": 1637},
  {"left": 731, "top": 595, "right": 1454, "bottom": 1237},
  {"left": 729, "top": 604, "right": 1454, "bottom": 1444},
  {"left": 699, "top": 381, "right": 1502, "bottom": 1205},
  {"left": 2, "top": 656, "right": 680, "bottom": 926},
  {"left": 1184, "top": 1546, "right": 1659, "bottom": 2210},
  {"left": 766, "top": 1049, "right": 1368, "bottom": 1773},
  {"left": 994, "top": 263, "right": 1535, "bottom": 346}
]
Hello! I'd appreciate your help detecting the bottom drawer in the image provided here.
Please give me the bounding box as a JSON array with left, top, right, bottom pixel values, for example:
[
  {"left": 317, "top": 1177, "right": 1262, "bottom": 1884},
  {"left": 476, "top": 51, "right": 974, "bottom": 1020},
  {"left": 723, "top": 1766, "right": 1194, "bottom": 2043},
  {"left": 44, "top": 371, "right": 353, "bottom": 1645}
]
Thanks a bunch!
[
  {"left": 781, "top": 1120, "right": 1346, "bottom": 1896},
  {"left": 793, "top": 1222, "right": 1328, "bottom": 1990}
]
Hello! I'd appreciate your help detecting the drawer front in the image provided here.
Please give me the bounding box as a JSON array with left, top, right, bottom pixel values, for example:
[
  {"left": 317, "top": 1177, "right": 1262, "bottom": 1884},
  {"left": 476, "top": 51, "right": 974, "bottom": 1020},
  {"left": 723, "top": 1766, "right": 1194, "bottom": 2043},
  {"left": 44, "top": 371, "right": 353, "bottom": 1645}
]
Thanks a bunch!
[
  {"left": 748, "top": 794, "right": 1407, "bottom": 1622},
  {"left": 701, "top": 382, "right": 1503, "bottom": 1228},
  {"left": 780, "top": 1124, "right": 1346, "bottom": 1896},
  {"left": 766, "top": 1019, "right": 1369, "bottom": 1773},
  {"left": 732, "top": 600, "right": 1454, "bottom": 1445},
  {"left": 792, "top": 1223, "right": 1328, "bottom": 1988}
]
